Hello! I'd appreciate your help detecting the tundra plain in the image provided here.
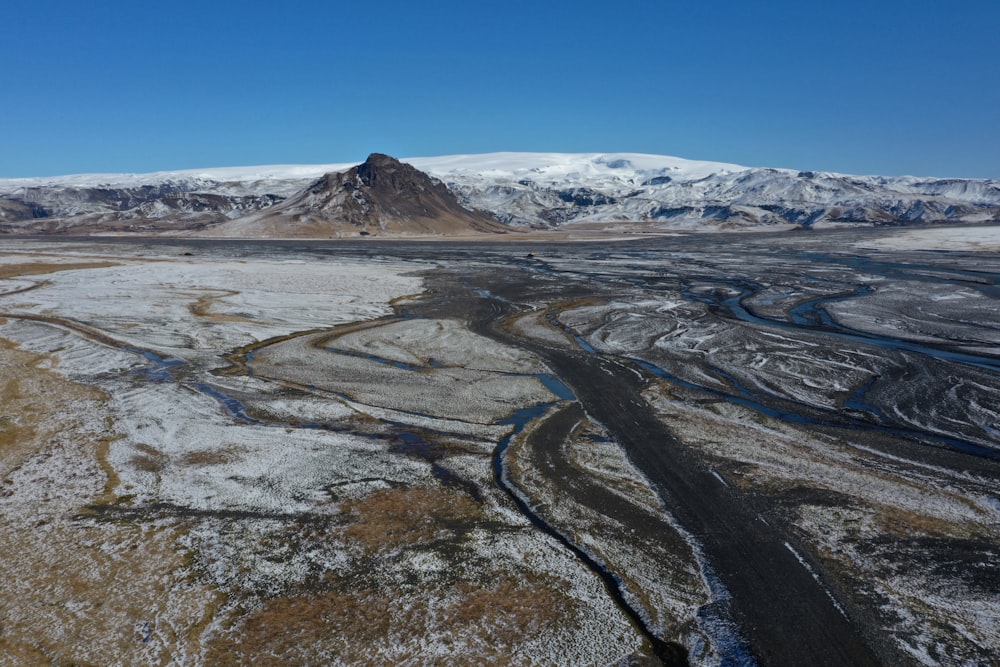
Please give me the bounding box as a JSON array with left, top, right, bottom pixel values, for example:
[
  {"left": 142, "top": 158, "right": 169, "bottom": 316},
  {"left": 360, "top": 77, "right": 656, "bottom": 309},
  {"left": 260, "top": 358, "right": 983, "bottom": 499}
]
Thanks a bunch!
[{"left": 0, "top": 227, "right": 998, "bottom": 666}]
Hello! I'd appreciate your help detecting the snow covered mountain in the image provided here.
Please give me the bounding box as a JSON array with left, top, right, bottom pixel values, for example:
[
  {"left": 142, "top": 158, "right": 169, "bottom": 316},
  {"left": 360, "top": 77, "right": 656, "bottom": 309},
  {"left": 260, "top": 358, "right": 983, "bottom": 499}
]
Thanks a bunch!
[
  {"left": 2, "top": 152, "right": 998, "bottom": 234},
  {"left": 408, "top": 153, "right": 1000, "bottom": 229}
]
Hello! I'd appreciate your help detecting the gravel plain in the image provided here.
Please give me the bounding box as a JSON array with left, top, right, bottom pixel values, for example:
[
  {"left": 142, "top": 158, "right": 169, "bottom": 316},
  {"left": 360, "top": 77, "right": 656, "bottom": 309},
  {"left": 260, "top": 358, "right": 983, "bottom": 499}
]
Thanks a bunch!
[{"left": 1, "top": 228, "right": 998, "bottom": 665}]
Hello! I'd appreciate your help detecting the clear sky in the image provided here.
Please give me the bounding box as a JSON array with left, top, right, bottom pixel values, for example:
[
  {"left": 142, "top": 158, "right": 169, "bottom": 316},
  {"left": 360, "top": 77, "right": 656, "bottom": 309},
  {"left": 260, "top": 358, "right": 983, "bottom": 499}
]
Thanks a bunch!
[{"left": 3, "top": 0, "right": 998, "bottom": 178}]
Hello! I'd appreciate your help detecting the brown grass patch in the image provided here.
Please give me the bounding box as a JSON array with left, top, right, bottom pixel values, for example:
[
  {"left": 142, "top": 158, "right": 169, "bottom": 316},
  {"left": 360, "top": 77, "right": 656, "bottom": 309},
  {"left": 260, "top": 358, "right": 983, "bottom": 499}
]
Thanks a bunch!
[
  {"left": 444, "top": 578, "right": 567, "bottom": 644},
  {"left": 874, "top": 506, "right": 976, "bottom": 539},
  {"left": 188, "top": 289, "right": 260, "bottom": 324},
  {"left": 0, "top": 337, "right": 222, "bottom": 665},
  {"left": 0, "top": 521, "right": 221, "bottom": 665},
  {"left": 0, "top": 312, "right": 137, "bottom": 353},
  {"left": 215, "top": 327, "right": 329, "bottom": 376},
  {"left": 0, "top": 338, "right": 101, "bottom": 479},
  {"left": 0, "top": 261, "right": 118, "bottom": 279},
  {"left": 388, "top": 292, "right": 424, "bottom": 307},
  {"left": 129, "top": 442, "right": 167, "bottom": 473},
  {"left": 340, "top": 485, "right": 481, "bottom": 551},
  {"left": 93, "top": 425, "right": 123, "bottom": 505},
  {"left": 206, "top": 589, "right": 402, "bottom": 665},
  {"left": 205, "top": 575, "right": 570, "bottom": 666},
  {"left": 179, "top": 447, "right": 237, "bottom": 466}
]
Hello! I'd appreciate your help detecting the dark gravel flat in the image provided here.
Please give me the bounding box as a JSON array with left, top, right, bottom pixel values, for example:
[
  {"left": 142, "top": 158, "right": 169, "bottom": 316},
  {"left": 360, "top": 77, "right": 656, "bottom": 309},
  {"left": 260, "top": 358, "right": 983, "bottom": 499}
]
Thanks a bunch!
[
  {"left": 519, "top": 348, "right": 881, "bottom": 667},
  {"left": 428, "top": 274, "right": 886, "bottom": 667}
]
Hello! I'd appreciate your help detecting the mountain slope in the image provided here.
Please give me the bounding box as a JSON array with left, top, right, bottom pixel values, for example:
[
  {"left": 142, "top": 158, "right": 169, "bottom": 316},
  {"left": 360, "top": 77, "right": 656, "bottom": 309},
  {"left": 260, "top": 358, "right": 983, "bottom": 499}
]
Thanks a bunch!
[
  {"left": 2, "top": 152, "right": 998, "bottom": 234},
  {"left": 221, "top": 153, "right": 510, "bottom": 237},
  {"left": 406, "top": 153, "right": 1000, "bottom": 229}
]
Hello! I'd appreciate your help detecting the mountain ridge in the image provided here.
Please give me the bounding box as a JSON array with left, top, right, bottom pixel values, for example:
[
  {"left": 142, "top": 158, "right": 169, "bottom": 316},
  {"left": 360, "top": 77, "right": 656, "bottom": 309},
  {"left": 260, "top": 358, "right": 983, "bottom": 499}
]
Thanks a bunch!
[{"left": 2, "top": 152, "right": 998, "bottom": 235}]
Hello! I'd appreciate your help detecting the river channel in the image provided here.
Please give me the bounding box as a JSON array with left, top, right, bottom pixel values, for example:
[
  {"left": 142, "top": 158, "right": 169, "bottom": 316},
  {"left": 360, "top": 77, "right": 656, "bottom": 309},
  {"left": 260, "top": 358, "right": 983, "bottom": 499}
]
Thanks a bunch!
[{"left": 15, "top": 228, "right": 1000, "bottom": 666}]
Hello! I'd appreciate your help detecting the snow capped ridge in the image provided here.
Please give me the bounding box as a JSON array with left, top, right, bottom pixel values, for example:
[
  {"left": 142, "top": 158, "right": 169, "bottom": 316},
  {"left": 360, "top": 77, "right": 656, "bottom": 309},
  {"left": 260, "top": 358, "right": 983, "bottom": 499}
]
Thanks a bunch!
[
  {"left": 0, "top": 153, "right": 748, "bottom": 194},
  {"left": 407, "top": 152, "right": 748, "bottom": 185},
  {"left": 1, "top": 152, "right": 998, "bottom": 233},
  {"left": 0, "top": 163, "right": 355, "bottom": 191},
  {"left": 408, "top": 153, "right": 1000, "bottom": 228},
  {"left": 396, "top": 153, "right": 764, "bottom": 227}
]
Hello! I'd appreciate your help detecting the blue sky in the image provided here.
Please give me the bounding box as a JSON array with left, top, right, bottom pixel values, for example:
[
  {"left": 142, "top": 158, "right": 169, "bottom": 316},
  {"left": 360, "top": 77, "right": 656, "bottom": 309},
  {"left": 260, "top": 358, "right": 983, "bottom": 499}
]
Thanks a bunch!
[{"left": 3, "top": 0, "right": 998, "bottom": 178}]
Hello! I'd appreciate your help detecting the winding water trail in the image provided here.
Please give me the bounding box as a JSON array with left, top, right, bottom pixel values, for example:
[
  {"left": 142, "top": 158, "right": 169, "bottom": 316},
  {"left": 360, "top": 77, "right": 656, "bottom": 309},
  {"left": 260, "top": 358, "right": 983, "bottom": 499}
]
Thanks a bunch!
[
  {"left": 491, "top": 401, "right": 690, "bottom": 665},
  {"left": 466, "top": 287, "right": 882, "bottom": 667},
  {"left": 710, "top": 280, "right": 1000, "bottom": 372}
]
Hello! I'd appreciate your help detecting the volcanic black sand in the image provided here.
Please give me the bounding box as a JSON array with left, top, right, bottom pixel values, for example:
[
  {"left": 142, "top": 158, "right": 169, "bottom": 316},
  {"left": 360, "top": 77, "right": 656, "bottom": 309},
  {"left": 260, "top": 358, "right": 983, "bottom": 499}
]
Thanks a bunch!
[{"left": 414, "top": 272, "right": 877, "bottom": 666}]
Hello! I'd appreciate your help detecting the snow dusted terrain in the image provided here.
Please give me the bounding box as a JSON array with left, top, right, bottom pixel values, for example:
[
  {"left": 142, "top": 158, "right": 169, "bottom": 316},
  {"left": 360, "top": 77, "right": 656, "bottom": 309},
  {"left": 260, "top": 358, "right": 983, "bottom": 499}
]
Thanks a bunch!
[
  {"left": 0, "top": 241, "right": 657, "bottom": 664},
  {"left": 2, "top": 229, "right": 998, "bottom": 665},
  {"left": 2, "top": 153, "right": 998, "bottom": 232},
  {"left": 409, "top": 152, "right": 1000, "bottom": 228}
]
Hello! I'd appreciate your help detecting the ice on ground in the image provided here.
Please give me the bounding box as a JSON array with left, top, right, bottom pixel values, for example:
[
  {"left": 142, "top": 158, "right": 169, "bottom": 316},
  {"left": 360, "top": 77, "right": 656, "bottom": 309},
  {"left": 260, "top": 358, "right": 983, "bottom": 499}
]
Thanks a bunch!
[
  {"left": 329, "top": 317, "right": 543, "bottom": 372},
  {"left": 251, "top": 327, "right": 556, "bottom": 424},
  {"left": 856, "top": 225, "right": 1000, "bottom": 252},
  {"left": 1, "top": 254, "right": 423, "bottom": 360},
  {"left": 0, "top": 241, "right": 654, "bottom": 665},
  {"left": 643, "top": 383, "right": 1000, "bottom": 665},
  {"left": 107, "top": 381, "right": 433, "bottom": 513}
]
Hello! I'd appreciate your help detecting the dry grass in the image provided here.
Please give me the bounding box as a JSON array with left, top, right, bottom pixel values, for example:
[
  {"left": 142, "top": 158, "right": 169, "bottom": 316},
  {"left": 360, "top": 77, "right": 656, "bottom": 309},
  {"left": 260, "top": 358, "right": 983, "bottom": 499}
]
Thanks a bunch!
[
  {"left": 0, "top": 336, "right": 222, "bottom": 665},
  {"left": 340, "top": 485, "right": 481, "bottom": 551},
  {"left": 188, "top": 289, "right": 261, "bottom": 324},
  {"left": 0, "top": 312, "right": 137, "bottom": 353},
  {"left": 205, "top": 575, "right": 570, "bottom": 666},
  {"left": 93, "top": 420, "right": 124, "bottom": 506},
  {"left": 130, "top": 442, "right": 168, "bottom": 473},
  {"left": 0, "top": 338, "right": 99, "bottom": 479},
  {"left": 0, "top": 261, "right": 118, "bottom": 280},
  {"left": 0, "top": 521, "right": 221, "bottom": 665},
  {"left": 388, "top": 292, "right": 425, "bottom": 307},
  {"left": 219, "top": 316, "right": 401, "bottom": 376},
  {"left": 198, "top": 482, "right": 586, "bottom": 664},
  {"left": 873, "top": 506, "right": 977, "bottom": 539},
  {"left": 199, "top": 484, "right": 581, "bottom": 663},
  {"left": 216, "top": 327, "right": 330, "bottom": 376},
  {"left": 205, "top": 589, "right": 405, "bottom": 665},
  {"left": 178, "top": 447, "right": 238, "bottom": 466},
  {"left": 444, "top": 579, "right": 567, "bottom": 645}
]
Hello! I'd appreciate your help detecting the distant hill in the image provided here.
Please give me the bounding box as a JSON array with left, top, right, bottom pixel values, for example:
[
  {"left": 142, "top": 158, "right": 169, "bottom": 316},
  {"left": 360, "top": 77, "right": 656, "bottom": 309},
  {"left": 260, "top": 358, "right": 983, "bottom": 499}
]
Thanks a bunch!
[{"left": 2, "top": 152, "right": 998, "bottom": 235}]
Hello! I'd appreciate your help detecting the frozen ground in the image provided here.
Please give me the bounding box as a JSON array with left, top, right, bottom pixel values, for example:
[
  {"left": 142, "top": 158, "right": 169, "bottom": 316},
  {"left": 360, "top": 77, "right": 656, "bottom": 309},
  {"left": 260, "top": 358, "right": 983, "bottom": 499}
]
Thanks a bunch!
[
  {"left": 0, "top": 240, "right": 659, "bottom": 665},
  {"left": 856, "top": 224, "right": 1000, "bottom": 252},
  {"left": 390, "top": 229, "right": 1000, "bottom": 665},
  {"left": 1, "top": 229, "right": 998, "bottom": 666}
]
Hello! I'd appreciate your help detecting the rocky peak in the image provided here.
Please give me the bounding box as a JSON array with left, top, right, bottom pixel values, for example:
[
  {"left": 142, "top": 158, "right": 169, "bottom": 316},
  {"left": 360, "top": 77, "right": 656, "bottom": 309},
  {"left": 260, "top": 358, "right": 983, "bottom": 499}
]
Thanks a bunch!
[
  {"left": 347, "top": 153, "right": 438, "bottom": 199},
  {"left": 356, "top": 153, "right": 411, "bottom": 188},
  {"left": 262, "top": 153, "right": 510, "bottom": 235}
]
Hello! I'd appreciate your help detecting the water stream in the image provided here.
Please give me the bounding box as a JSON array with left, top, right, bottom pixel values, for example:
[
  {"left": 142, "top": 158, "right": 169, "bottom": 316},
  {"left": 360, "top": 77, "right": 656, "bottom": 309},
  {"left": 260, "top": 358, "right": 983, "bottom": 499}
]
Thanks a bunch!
[{"left": 491, "top": 400, "right": 688, "bottom": 665}]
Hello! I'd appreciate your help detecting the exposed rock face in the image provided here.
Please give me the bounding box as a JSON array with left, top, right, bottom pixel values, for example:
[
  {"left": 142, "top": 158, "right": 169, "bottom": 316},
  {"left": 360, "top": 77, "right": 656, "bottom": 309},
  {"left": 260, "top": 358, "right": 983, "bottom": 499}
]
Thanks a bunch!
[
  {"left": 0, "top": 198, "right": 49, "bottom": 223},
  {"left": 0, "top": 182, "right": 284, "bottom": 233},
  {"left": 4, "top": 151, "right": 1000, "bottom": 235},
  {"left": 262, "top": 153, "right": 509, "bottom": 235},
  {"left": 0, "top": 154, "right": 511, "bottom": 237}
]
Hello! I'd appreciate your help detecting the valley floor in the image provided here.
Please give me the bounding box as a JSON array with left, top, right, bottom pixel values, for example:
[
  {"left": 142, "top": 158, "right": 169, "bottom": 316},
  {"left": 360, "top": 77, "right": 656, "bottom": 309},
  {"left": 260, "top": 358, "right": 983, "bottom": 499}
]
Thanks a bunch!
[{"left": 0, "top": 227, "right": 998, "bottom": 666}]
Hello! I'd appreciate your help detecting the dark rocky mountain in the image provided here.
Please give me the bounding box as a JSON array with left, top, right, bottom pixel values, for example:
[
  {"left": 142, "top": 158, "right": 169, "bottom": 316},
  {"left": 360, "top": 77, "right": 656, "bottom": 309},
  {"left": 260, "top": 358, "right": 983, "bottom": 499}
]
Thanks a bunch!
[{"left": 244, "top": 153, "right": 509, "bottom": 236}]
